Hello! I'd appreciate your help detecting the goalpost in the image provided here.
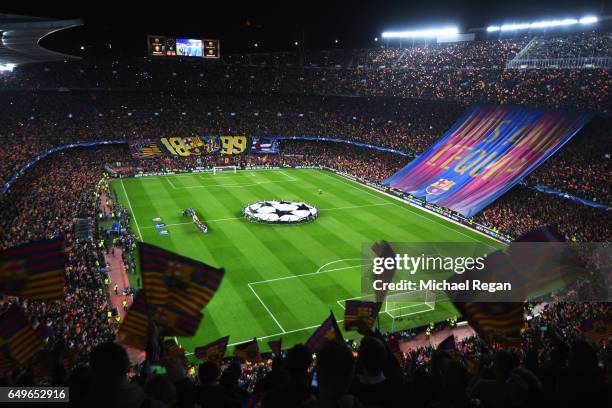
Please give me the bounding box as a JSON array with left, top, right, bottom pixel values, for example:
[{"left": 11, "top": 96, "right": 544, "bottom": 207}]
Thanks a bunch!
[
  {"left": 212, "top": 165, "right": 237, "bottom": 175},
  {"left": 384, "top": 290, "right": 436, "bottom": 319}
]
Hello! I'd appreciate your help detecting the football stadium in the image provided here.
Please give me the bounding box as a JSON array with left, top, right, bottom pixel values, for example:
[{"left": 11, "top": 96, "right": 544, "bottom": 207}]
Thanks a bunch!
[{"left": 0, "top": 2, "right": 610, "bottom": 407}]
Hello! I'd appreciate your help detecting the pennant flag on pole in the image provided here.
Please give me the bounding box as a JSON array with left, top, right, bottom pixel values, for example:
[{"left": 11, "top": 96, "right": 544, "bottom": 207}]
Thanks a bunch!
[
  {"left": 0, "top": 304, "right": 44, "bottom": 364},
  {"left": 195, "top": 336, "right": 230, "bottom": 362},
  {"left": 267, "top": 339, "right": 282, "bottom": 357},
  {"left": 0, "top": 238, "right": 66, "bottom": 300},
  {"left": 139, "top": 242, "right": 224, "bottom": 316},
  {"left": 343, "top": 300, "right": 379, "bottom": 332},
  {"left": 233, "top": 338, "right": 261, "bottom": 363},
  {"left": 306, "top": 311, "right": 343, "bottom": 353}
]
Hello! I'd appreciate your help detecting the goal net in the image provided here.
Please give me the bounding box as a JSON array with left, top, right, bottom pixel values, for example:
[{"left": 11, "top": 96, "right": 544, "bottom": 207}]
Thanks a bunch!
[
  {"left": 212, "top": 166, "right": 237, "bottom": 175},
  {"left": 384, "top": 290, "right": 436, "bottom": 319}
]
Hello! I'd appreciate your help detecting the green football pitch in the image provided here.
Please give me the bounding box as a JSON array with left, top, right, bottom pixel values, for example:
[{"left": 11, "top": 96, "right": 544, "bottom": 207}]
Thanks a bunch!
[{"left": 112, "top": 168, "right": 502, "bottom": 355}]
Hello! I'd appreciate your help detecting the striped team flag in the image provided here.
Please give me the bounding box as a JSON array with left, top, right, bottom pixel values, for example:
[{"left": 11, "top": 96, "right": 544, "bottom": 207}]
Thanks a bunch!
[
  {"left": 457, "top": 302, "right": 524, "bottom": 346},
  {"left": 0, "top": 347, "right": 19, "bottom": 372},
  {"left": 371, "top": 241, "right": 397, "bottom": 305},
  {"left": 152, "top": 305, "right": 203, "bottom": 337},
  {"left": 306, "top": 312, "right": 343, "bottom": 353},
  {"left": 195, "top": 336, "right": 230, "bottom": 362},
  {"left": 267, "top": 339, "right": 282, "bottom": 358},
  {"left": 139, "top": 242, "right": 225, "bottom": 316},
  {"left": 343, "top": 300, "right": 379, "bottom": 332},
  {"left": 385, "top": 337, "right": 405, "bottom": 365},
  {"left": 233, "top": 338, "right": 261, "bottom": 363},
  {"left": 0, "top": 305, "right": 44, "bottom": 364},
  {"left": 0, "top": 238, "right": 66, "bottom": 300},
  {"left": 580, "top": 315, "right": 612, "bottom": 344},
  {"left": 117, "top": 292, "right": 151, "bottom": 350}
]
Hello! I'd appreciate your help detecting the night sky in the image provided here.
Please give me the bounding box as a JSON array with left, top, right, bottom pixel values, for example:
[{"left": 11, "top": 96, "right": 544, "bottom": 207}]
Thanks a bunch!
[{"left": 1, "top": 0, "right": 608, "bottom": 56}]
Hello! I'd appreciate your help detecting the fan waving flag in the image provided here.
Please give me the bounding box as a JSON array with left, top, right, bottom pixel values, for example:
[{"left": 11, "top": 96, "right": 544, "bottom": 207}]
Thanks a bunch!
[
  {"left": 267, "top": 339, "right": 282, "bottom": 358},
  {"left": 343, "top": 300, "right": 379, "bottom": 332},
  {"left": 139, "top": 242, "right": 225, "bottom": 315},
  {"left": 306, "top": 312, "right": 343, "bottom": 353},
  {"left": 0, "top": 238, "right": 66, "bottom": 300},
  {"left": 0, "top": 305, "right": 44, "bottom": 365},
  {"left": 195, "top": 336, "right": 230, "bottom": 362},
  {"left": 117, "top": 292, "right": 151, "bottom": 350},
  {"left": 458, "top": 302, "right": 524, "bottom": 346},
  {"left": 152, "top": 305, "right": 202, "bottom": 337},
  {"left": 234, "top": 338, "right": 261, "bottom": 363}
]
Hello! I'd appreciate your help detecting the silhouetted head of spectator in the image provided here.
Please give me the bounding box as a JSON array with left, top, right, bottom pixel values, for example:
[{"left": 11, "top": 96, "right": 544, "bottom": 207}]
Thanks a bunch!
[
  {"left": 494, "top": 350, "right": 516, "bottom": 380},
  {"left": 198, "top": 361, "right": 220, "bottom": 385},
  {"left": 316, "top": 341, "right": 355, "bottom": 400},
  {"left": 284, "top": 343, "right": 313, "bottom": 379},
  {"left": 145, "top": 374, "right": 176, "bottom": 406},
  {"left": 89, "top": 342, "right": 130, "bottom": 385},
  {"left": 357, "top": 336, "right": 386, "bottom": 376},
  {"left": 442, "top": 360, "right": 469, "bottom": 399},
  {"left": 569, "top": 340, "right": 598, "bottom": 372},
  {"left": 219, "top": 361, "right": 242, "bottom": 389}
]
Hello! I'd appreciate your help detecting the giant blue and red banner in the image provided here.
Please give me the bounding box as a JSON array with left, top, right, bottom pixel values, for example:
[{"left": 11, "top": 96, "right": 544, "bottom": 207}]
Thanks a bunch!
[{"left": 383, "top": 105, "right": 592, "bottom": 217}]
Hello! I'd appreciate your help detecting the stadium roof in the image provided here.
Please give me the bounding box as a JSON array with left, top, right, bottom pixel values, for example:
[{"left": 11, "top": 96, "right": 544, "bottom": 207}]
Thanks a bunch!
[{"left": 0, "top": 14, "right": 82, "bottom": 67}]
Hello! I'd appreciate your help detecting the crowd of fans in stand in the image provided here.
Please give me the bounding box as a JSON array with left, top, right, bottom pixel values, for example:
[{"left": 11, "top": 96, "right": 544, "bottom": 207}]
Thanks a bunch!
[
  {"left": 1, "top": 91, "right": 609, "bottom": 204},
  {"left": 519, "top": 31, "right": 612, "bottom": 60},
  {"left": 0, "top": 30, "right": 611, "bottom": 405},
  {"left": 0, "top": 147, "right": 125, "bottom": 373},
  {"left": 1, "top": 32, "right": 611, "bottom": 112},
  {"left": 0, "top": 142, "right": 609, "bottom": 406}
]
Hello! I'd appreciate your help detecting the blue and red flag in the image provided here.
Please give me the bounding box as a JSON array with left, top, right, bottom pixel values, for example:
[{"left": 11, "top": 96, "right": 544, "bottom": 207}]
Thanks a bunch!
[
  {"left": 139, "top": 242, "right": 224, "bottom": 316},
  {"left": 195, "top": 336, "right": 230, "bottom": 362},
  {"left": 0, "top": 238, "right": 65, "bottom": 300},
  {"left": 306, "top": 312, "right": 343, "bottom": 353},
  {"left": 0, "top": 304, "right": 44, "bottom": 364}
]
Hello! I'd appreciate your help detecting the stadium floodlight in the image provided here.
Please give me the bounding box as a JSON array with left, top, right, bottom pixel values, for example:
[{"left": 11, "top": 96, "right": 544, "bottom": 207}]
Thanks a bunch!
[
  {"left": 382, "top": 27, "right": 459, "bottom": 39},
  {"left": 0, "top": 63, "right": 16, "bottom": 72},
  {"left": 580, "top": 16, "right": 598, "bottom": 24},
  {"left": 487, "top": 16, "right": 598, "bottom": 32}
]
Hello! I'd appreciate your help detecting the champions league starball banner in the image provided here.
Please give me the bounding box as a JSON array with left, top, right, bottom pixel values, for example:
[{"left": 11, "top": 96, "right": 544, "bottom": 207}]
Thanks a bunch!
[{"left": 383, "top": 105, "right": 592, "bottom": 217}]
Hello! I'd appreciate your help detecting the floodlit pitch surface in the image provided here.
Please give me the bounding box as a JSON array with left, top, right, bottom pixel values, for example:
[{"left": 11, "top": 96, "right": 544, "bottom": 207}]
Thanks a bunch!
[{"left": 112, "top": 168, "right": 501, "bottom": 355}]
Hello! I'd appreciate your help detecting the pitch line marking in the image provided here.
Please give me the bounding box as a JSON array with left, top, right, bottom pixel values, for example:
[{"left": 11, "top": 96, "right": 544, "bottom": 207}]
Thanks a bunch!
[
  {"left": 320, "top": 170, "right": 500, "bottom": 249},
  {"left": 248, "top": 283, "right": 286, "bottom": 333},
  {"left": 168, "top": 179, "right": 297, "bottom": 189},
  {"left": 166, "top": 177, "right": 177, "bottom": 189},
  {"left": 139, "top": 203, "right": 394, "bottom": 229},
  {"left": 315, "top": 258, "right": 368, "bottom": 274},
  {"left": 249, "top": 264, "right": 364, "bottom": 286},
  {"left": 120, "top": 179, "right": 143, "bottom": 241}
]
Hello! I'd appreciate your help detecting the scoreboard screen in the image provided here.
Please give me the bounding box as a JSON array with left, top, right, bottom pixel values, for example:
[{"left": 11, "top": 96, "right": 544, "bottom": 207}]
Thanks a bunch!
[{"left": 147, "top": 35, "right": 220, "bottom": 59}]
